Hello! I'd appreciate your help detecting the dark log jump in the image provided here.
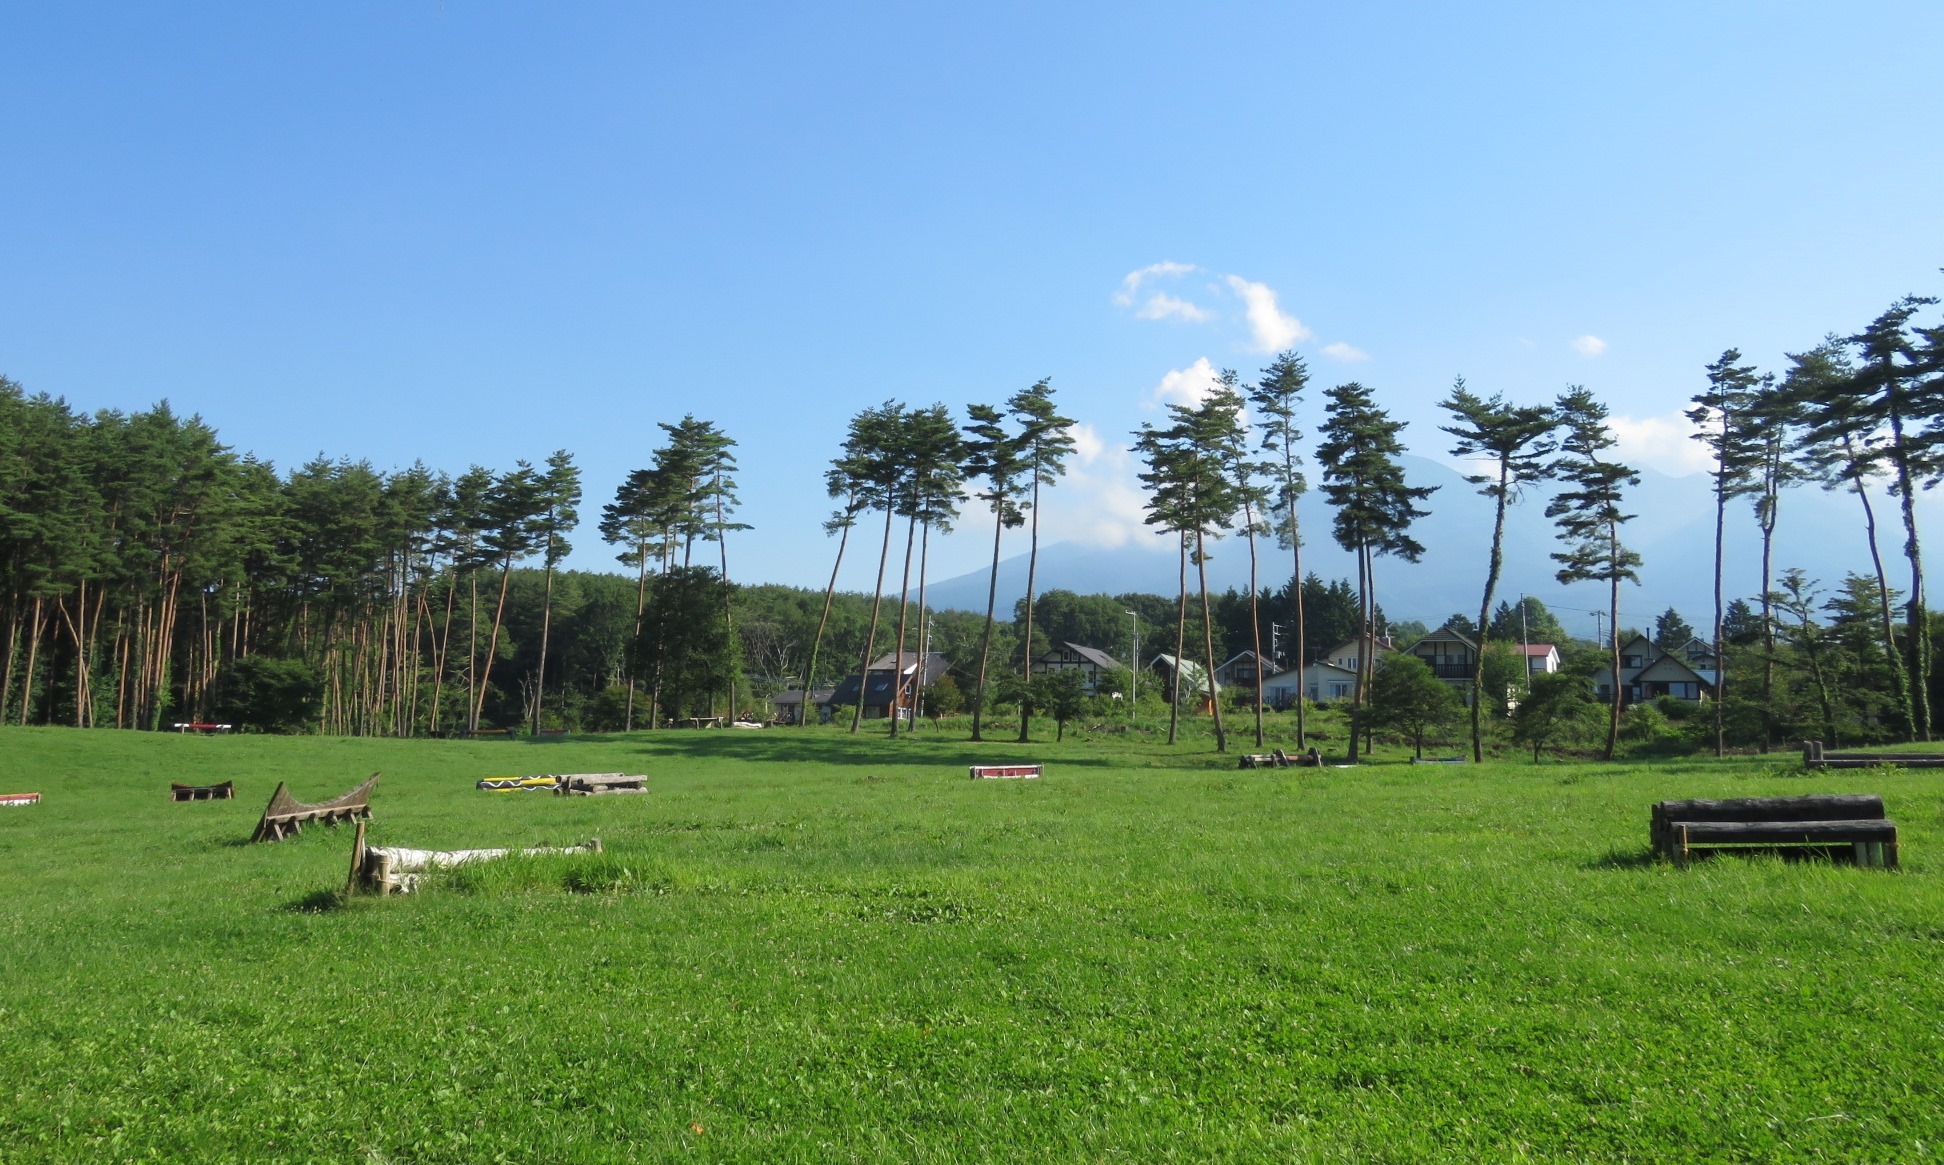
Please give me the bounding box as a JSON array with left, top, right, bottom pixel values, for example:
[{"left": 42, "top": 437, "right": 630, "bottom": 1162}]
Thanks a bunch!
[
  {"left": 1652, "top": 793, "right": 1897, "bottom": 868},
  {"left": 1803, "top": 740, "right": 1944, "bottom": 769},
  {"left": 170, "top": 781, "right": 235, "bottom": 802}
]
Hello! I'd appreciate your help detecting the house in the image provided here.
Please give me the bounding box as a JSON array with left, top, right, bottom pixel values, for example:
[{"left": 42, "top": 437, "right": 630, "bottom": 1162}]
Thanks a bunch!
[
  {"left": 1599, "top": 634, "right": 1716, "bottom": 705},
  {"left": 829, "top": 651, "right": 953, "bottom": 720},
  {"left": 1317, "top": 635, "right": 1393, "bottom": 673},
  {"left": 1031, "top": 642, "right": 1123, "bottom": 694},
  {"left": 1404, "top": 625, "right": 1477, "bottom": 692},
  {"left": 1520, "top": 643, "right": 1561, "bottom": 675},
  {"left": 1214, "top": 650, "right": 1282, "bottom": 691},
  {"left": 768, "top": 687, "right": 835, "bottom": 725},
  {"left": 1261, "top": 661, "right": 1361, "bottom": 708},
  {"left": 1148, "top": 654, "right": 1219, "bottom": 704}
]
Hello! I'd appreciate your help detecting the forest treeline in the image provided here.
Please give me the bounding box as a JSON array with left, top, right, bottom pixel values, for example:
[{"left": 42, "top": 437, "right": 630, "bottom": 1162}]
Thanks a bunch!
[{"left": 2, "top": 284, "right": 1939, "bottom": 754}]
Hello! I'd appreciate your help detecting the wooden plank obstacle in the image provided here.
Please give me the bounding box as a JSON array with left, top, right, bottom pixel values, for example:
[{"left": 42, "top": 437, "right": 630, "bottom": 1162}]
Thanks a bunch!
[
  {"left": 555, "top": 773, "right": 647, "bottom": 796},
  {"left": 170, "top": 781, "right": 235, "bottom": 802},
  {"left": 347, "top": 822, "right": 603, "bottom": 894},
  {"left": 477, "top": 776, "right": 560, "bottom": 792},
  {"left": 969, "top": 764, "right": 1041, "bottom": 779},
  {"left": 0, "top": 792, "right": 41, "bottom": 808},
  {"left": 1238, "top": 748, "right": 1324, "bottom": 769},
  {"left": 251, "top": 773, "right": 379, "bottom": 842},
  {"left": 1651, "top": 793, "right": 1898, "bottom": 868},
  {"left": 1802, "top": 740, "right": 1944, "bottom": 770}
]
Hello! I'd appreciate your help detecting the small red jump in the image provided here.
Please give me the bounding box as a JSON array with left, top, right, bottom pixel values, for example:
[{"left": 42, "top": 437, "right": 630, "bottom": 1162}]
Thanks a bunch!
[
  {"left": 969, "top": 764, "right": 1042, "bottom": 780},
  {"left": 1, "top": 792, "right": 42, "bottom": 807},
  {"left": 172, "top": 722, "right": 233, "bottom": 733}
]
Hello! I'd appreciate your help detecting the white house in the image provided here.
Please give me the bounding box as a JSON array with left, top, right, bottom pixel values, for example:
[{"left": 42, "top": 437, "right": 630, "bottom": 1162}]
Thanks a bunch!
[{"left": 1261, "top": 661, "right": 1361, "bottom": 708}]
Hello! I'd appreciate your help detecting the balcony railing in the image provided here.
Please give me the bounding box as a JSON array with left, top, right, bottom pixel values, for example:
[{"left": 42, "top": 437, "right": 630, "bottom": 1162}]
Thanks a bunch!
[{"left": 1427, "top": 662, "right": 1473, "bottom": 679}]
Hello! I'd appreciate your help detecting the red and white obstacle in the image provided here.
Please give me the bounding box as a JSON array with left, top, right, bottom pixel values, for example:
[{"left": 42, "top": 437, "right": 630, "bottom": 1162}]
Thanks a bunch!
[
  {"left": 968, "top": 764, "right": 1041, "bottom": 780},
  {"left": 1, "top": 792, "right": 41, "bottom": 807}
]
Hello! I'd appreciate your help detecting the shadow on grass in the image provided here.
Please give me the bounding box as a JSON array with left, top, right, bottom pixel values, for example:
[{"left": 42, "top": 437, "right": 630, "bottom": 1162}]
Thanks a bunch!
[{"left": 282, "top": 888, "right": 347, "bottom": 913}]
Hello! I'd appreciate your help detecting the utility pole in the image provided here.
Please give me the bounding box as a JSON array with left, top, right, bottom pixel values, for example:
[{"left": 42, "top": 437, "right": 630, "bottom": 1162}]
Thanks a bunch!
[{"left": 1125, "top": 609, "right": 1139, "bottom": 721}]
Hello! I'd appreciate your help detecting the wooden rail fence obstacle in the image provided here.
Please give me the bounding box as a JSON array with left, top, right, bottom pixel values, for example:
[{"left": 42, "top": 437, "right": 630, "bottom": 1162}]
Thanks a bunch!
[
  {"left": 250, "top": 773, "right": 380, "bottom": 842},
  {"left": 0, "top": 792, "right": 41, "bottom": 808},
  {"left": 555, "top": 773, "right": 648, "bottom": 796},
  {"left": 170, "top": 781, "right": 235, "bottom": 802},
  {"left": 1802, "top": 740, "right": 1944, "bottom": 770},
  {"left": 347, "top": 822, "right": 603, "bottom": 894},
  {"left": 969, "top": 764, "right": 1041, "bottom": 779},
  {"left": 1239, "top": 748, "right": 1326, "bottom": 769},
  {"left": 477, "top": 776, "right": 561, "bottom": 792},
  {"left": 1651, "top": 793, "right": 1898, "bottom": 868}
]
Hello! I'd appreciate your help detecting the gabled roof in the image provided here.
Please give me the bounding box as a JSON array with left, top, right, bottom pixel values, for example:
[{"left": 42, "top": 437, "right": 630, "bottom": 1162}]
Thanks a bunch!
[
  {"left": 1410, "top": 625, "right": 1479, "bottom": 651},
  {"left": 1218, "top": 649, "right": 1282, "bottom": 670},
  {"left": 1318, "top": 636, "right": 1394, "bottom": 662},
  {"left": 1519, "top": 643, "right": 1559, "bottom": 657},
  {"left": 1635, "top": 655, "right": 1708, "bottom": 684},
  {"left": 1037, "top": 642, "right": 1122, "bottom": 671}
]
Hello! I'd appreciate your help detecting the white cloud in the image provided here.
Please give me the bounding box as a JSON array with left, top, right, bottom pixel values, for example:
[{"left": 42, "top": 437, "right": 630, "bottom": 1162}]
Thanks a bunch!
[
  {"left": 1150, "top": 357, "right": 1222, "bottom": 409},
  {"left": 1033, "top": 436, "right": 1154, "bottom": 550},
  {"left": 1573, "top": 334, "right": 1609, "bottom": 357},
  {"left": 1607, "top": 410, "right": 1712, "bottom": 476},
  {"left": 1224, "top": 275, "right": 1312, "bottom": 352},
  {"left": 1321, "top": 342, "right": 1369, "bottom": 362},
  {"left": 1135, "top": 292, "right": 1213, "bottom": 322},
  {"left": 1114, "top": 261, "right": 1197, "bottom": 306}
]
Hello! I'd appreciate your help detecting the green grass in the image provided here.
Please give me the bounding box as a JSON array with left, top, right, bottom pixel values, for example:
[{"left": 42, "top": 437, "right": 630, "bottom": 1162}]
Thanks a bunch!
[{"left": 3, "top": 723, "right": 1943, "bottom": 1162}]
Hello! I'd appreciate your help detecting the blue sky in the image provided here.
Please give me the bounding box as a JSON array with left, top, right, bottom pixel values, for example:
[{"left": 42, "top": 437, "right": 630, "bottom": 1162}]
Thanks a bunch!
[{"left": 4, "top": 1, "right": 1941, "bottom": 602}]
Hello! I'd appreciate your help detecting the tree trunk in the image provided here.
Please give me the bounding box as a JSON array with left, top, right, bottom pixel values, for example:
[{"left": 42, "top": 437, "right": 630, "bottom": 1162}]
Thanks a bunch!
[
  {"left": 1196, "top": 529, "right": 1226, "bottom": 753},
  {"left": 798, "top": 518, "right": 853, "bottom": 729},
  {"left": 1289, "top": 495, "right": 1308, "bottom": 750},
  {"left": 1016, "top": 472, "right": 1044, "bottom": 744},
  {"left": 1168, "top": 533, "right": 1187, "bottom": 746},
  {"left": 1887, "top": 408, "right": 1930, "bottom": 739},
  {"left": 1471, "top": 462, "right": 1511, "bottom": 763},
  {"left": 625, "top": 548, "right": 650, "bottom": 732},
  {"left": 1243, "top": 498, "right": 1265, "bottom": 749},
  {"left": 471, "top": 552, "right": 516, "bottom": 732},
  {"left": 850, "top": 505, "right": 895, "bottom": 734},
  {"left": 1711, "top": 469, "right": 1726, "bottom": 757},
  {"left": 1844, "top": 447, "right": 1913, "bottom": 739},
  {"left": 889, "top": 507, "right": 918, "bottom": 739},
  {"left": 971, "top": 504, "right": 1006, "bottom": 743},
  {"left": 716, "top": 468, "right": 737, "bottom": 725},
  {"left": 532, "top": 546, "right": 557, "bottom": 734},
  {"left": 1604, "top": 527, "right": 1622, "bottom": 762},
  {"left": 1348, "top": 542, "right": 1366, "bottom": 763}
]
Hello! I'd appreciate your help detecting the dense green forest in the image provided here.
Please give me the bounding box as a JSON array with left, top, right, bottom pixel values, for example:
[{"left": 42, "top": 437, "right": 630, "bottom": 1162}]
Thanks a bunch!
[{"left": 3, "top": 285, "right": 1939, "bottom": 750}]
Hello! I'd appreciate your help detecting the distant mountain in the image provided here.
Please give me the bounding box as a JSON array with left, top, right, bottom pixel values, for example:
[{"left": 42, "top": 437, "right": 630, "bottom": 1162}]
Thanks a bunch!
[{"left": 922, "top": 455, "right": 1944, "bottom": 639}]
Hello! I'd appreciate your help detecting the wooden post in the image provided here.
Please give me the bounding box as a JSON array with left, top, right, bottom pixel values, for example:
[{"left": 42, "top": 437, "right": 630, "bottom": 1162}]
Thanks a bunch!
[{"left": 346, "top": 820, "right": 368, "bottom": 895}]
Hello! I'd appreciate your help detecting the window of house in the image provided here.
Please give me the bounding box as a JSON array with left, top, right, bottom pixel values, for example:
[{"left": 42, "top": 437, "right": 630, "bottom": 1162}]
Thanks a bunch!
[
  {"left": 1328, "top": 682, "right": 1351, "bottom": 698},
  {"left": 1622, "top": 655, "right": 1644, "bottom": 669}
]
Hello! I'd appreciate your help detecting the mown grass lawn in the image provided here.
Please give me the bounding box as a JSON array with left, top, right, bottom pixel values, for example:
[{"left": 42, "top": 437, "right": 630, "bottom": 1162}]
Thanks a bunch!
[{"left": 2, "top": 722, "right": 1942, "bottom": 1163}]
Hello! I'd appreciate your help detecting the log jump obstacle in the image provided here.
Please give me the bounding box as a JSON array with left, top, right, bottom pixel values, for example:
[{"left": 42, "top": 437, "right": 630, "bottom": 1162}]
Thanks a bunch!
[
  {"left": 250, "top": 773, "right": 379, "bottom": 842},
  {"left": 1802, "top": 740, "right": 1944, "bottom": 770},
  {"left": 170, "top": 781, "right": 235, "bottom": 802},
  {"left": 1651, "top": 793, "right": 1898, "bottom": 868},
  {"left": 0, "top": 792, "right": 41, "bottom": 808},
  {"left": 555, "top": 773, "right": 647, "bottom": 796},
  {"left": 347, "top": 822, "right": 603, "bottom": 894},
  {"left": 969, "top": 764, "right": 1041, "bottom": 779}
]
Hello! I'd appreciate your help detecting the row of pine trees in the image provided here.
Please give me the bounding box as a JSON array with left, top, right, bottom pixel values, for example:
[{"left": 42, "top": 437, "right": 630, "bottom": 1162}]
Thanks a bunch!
[{"left": 1, "top": 285, "right": 1938, "bottom": 750}]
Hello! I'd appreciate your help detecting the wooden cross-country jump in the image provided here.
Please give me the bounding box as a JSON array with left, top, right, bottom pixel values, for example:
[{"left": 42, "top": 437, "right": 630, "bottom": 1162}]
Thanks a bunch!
[{"left": 251, "top": 773, "right": 379, "bottom": 842}]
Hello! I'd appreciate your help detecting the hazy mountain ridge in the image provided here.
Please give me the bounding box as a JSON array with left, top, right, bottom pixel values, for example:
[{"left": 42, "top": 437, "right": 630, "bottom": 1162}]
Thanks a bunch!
[{"left": 922, "top": 455, "right": 1941, "bottom": 639}]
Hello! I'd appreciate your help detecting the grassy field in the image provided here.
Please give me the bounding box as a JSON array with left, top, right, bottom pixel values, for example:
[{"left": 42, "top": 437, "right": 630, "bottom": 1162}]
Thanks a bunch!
[{"left": 3, "top": 722, "right": 1942, "bottom": 1163}]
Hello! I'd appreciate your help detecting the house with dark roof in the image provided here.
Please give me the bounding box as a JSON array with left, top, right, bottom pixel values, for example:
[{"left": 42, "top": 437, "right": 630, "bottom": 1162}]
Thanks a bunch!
[
  {"left": 1030, "top": 642, "right": 1123, "bottom": 694},
  {"left": 1214, "top": 650, "right": 1281, "bottom": 692},
  {"left": 829, "top": 651, "right": 953, "bottom": 720},
  {"left": 1600, "top": 634, "right": 1715, "bottom": 705},
  {"left": 768, "top": 687, "right": 836, "bottom": 725},
  {"left": 1404, "top": 624, "right": 1478, "bottom": 700}
]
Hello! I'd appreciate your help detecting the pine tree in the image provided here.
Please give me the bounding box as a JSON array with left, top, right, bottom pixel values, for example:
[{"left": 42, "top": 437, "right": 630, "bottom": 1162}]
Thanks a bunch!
[
  {"left": 1686, "top": 349, "right": 1765, "bottom": 756},
  {"left": 961, "top": 401, "right": 1027, "bottom": 742},
  {"left": 1315, "top": 382, "right": 1436, "bottom": 762},
  {"left": 1547, "top": 387, "right": 1641, "bottom": 761},
  {"left": 1438, "top": 377, "right": 1556, "bottom": 761},
  {"left": 1007, "top": 379, "right": 1076, "bottom": 743},
  {"left": 1249, "top": 351, "right": 1312, "bottom": 747},
  {"left": 528, "top": 450, "right": 581, "bottom": 733}
]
